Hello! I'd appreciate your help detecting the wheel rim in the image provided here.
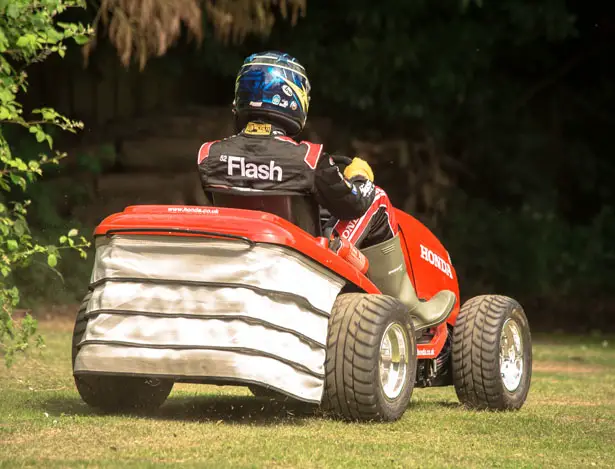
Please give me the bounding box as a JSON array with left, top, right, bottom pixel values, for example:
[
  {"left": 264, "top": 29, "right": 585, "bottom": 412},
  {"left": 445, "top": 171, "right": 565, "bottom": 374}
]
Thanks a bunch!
[
  {"left": 379, "top": 322, "right": 409, "bottom": 400},
  {"left": 499, "top": 318, "right": 524, "bottom": 392}
]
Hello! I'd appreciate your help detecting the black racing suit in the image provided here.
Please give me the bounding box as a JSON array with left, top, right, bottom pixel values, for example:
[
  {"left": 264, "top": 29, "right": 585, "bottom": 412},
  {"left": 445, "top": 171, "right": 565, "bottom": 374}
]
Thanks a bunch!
[{"left": 197, "top": 124, "right": 396, "bottom": 249}]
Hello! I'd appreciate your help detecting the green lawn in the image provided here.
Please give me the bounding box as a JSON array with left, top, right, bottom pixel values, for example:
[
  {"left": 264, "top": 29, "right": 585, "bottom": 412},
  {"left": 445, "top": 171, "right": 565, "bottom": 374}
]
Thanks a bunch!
[{"left": 1, "top": 321, "right": 614, "bottom": 468}]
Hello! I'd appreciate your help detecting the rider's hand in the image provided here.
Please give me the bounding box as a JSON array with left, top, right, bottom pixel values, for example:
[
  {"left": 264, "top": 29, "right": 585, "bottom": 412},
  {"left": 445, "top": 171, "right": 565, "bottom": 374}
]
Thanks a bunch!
[{"left": 344, "top": 157, "right": 374, "bottom": 182}]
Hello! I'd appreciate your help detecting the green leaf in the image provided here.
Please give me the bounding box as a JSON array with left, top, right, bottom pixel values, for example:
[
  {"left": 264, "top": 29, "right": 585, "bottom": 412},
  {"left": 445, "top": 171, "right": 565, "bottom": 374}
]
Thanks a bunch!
[
  {"left": 59, "top": 235, "right": 67, "bottom": 244},
  {"left": 9, "top": 174, "right": 26, "bottom": 191},
  {"left": 40, "top": 109, "right": 56, "bottom": 120},
  {"left": 74, "top": 35, "right": 90, "bottom": 45},
  {"left": 47, "top": 254, "right": 57, "bottom": 268},
  {"left": 9, "top": 174, "right": 27, "bottom": 191},
  {"left": 7, "top": 239, "right": 18, "bottom": 251},
  {"left": 0, "top": 87, "right": 14, "bottom": 103},
  {"left": 16, "top": 35, "right": 34, "bottom": 48},
  {"left": 46, "top": 28, "right": 64, "bottom": 44},
  {"left": 13, "top": 219, "right": 26, "bottom": 237},
  {"left": 6, "top": 3, "right": 19, "bottom": 18},
  {"left": 0, "top": 27, "right": 8, "bottom": 53}
]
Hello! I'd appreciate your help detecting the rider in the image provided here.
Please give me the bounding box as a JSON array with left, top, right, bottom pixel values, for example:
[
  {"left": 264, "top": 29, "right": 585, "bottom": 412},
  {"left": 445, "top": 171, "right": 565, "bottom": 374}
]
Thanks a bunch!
[{"left": 197, "top": 51, "right": 454, "bottom": 330}]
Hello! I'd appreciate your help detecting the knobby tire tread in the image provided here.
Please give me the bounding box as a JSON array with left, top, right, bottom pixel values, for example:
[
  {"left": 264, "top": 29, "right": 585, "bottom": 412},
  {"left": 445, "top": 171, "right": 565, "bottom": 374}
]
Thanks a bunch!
[
  {"left": 452, "top": 294, "right": 529, "bottom": 410},
  {"left": 324, "top": 293, "right": 415, "bottom": 421}
]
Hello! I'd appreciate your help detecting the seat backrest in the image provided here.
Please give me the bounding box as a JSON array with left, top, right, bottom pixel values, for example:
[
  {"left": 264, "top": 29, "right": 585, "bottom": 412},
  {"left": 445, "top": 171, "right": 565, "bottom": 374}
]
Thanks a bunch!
[{"left": 210, "top": 193, "right": 321, "bottom": 237}]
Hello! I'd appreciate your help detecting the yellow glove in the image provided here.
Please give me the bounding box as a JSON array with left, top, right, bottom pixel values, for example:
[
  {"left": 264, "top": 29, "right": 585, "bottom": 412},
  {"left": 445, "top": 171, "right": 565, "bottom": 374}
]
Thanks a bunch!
[{"left": 343, "top": 157, "right": 374, "bottom": 182}]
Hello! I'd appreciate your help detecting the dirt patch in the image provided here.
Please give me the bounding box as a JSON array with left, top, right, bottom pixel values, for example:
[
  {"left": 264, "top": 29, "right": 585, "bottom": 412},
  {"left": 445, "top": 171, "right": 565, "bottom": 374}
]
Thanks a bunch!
[
  {"left": 15, "top": 304, "right": 80, "bottom": 320},
  {"left": 12, "top": 305, "right": 80, "bottom": 332},
  {"left": 37, "top": 318, "right": 77, "bottom": 332},
  {"left": 534, "top": 361, "right": 605, "bottom": 374},
  {"left": 533, "top": 399, "right": 602, "bottom": 407}
]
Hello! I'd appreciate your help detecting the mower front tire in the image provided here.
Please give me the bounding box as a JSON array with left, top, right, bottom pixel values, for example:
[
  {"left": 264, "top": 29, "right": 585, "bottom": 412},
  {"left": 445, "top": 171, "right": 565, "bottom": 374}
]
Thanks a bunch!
[
  {"left": 323, "top": 293, "right": 417, "bottom": 421},
  {"left": 72, "top": 293, "right": 174, "bottom": 412},
  {"left": 452, "top": 295, "right": 532, "bottom": 410}
]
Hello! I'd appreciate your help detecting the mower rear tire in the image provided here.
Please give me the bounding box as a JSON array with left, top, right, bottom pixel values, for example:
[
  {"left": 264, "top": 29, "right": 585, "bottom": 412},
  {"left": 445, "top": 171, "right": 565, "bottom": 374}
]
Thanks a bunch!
[
  {"left": 452, "top": 295, "right": 532, "bottom": 410},
  {"left": 323, "top": 293, "right": 417, "bottom": 421},
  {"left": 72, "top": 293, "right": 174, "bottom": 412}
]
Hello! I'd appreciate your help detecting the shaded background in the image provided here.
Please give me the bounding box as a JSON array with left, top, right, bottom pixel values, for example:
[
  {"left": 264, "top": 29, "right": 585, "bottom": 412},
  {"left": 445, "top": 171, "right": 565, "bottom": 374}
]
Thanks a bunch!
[{"left": 8, "top": 0, "right": 615, "bottom": 332}]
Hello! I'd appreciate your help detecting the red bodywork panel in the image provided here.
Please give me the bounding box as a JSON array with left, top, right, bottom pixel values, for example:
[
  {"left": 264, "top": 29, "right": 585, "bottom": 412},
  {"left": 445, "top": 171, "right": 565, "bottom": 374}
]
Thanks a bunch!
[
  {"left": 394, "top": 209, "right": 461, "bottom": 358},
  {"left": 94, "top": 205, "right": 460, "bottom": 360}
]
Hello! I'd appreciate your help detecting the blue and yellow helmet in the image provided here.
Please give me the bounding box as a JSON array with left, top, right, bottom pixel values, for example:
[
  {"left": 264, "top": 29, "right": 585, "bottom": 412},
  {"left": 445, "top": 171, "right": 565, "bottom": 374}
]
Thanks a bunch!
[{"left": 233, "top": 51, "right": 311, "bottom": 136}]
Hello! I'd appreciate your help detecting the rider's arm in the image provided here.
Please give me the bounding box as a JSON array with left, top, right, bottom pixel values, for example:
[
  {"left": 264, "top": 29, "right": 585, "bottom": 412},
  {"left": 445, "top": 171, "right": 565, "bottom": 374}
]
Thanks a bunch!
[{"left": 314, "top": 154, "right": 376, "bottom": 220}]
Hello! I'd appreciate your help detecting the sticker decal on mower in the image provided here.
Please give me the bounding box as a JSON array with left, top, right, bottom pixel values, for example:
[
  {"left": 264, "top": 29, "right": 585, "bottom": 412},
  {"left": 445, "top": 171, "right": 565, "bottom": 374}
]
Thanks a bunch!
[
  {"left": 340, "top": 218, "right": 358, "bottom": 239},
  {"left": 167, "top": 207, "right": 219, "bottom": 215},
  {"left": 420, "top": 245, "right": 453, "bottom": 279}
]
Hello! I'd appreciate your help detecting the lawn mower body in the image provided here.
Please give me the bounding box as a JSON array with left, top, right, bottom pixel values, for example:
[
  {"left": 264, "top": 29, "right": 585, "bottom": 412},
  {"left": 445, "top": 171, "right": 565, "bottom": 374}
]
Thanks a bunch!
[{"left": 73, "top": 203, "right": 531, "bottom": 419}]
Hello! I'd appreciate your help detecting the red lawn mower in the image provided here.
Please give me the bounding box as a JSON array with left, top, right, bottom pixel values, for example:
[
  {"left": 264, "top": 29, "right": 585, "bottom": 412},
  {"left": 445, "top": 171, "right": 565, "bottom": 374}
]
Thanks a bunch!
[{"left": 72, "top": 198, "right": 532, "bottom": 421}]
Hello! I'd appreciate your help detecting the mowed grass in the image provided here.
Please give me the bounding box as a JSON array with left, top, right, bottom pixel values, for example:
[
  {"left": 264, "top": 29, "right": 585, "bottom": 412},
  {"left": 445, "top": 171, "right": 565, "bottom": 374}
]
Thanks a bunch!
[{"left": 1, "top": 321, "right": 614, "bottom": 469}]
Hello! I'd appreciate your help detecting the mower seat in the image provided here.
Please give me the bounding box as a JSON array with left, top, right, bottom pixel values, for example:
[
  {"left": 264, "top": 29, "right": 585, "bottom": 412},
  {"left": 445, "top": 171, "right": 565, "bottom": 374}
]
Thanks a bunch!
[{"left": 209, "top": 193, "right": 322, "bottom": 237}]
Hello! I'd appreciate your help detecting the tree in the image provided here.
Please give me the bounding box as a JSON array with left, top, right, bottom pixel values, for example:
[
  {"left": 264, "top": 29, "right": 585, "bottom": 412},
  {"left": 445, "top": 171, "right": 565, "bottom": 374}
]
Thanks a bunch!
[
  {"left": 86, "top": 0, "right": 307, "bottom": 69},
  {"left": 0, "top": 0, "right": 92, "bottom": 366}
]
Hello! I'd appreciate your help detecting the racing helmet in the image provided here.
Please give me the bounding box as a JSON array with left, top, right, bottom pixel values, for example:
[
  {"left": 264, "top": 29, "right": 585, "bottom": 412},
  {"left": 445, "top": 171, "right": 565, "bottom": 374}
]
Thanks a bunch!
[{"left": 233, "top": 51, "right": 311, "bottom": 136}]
